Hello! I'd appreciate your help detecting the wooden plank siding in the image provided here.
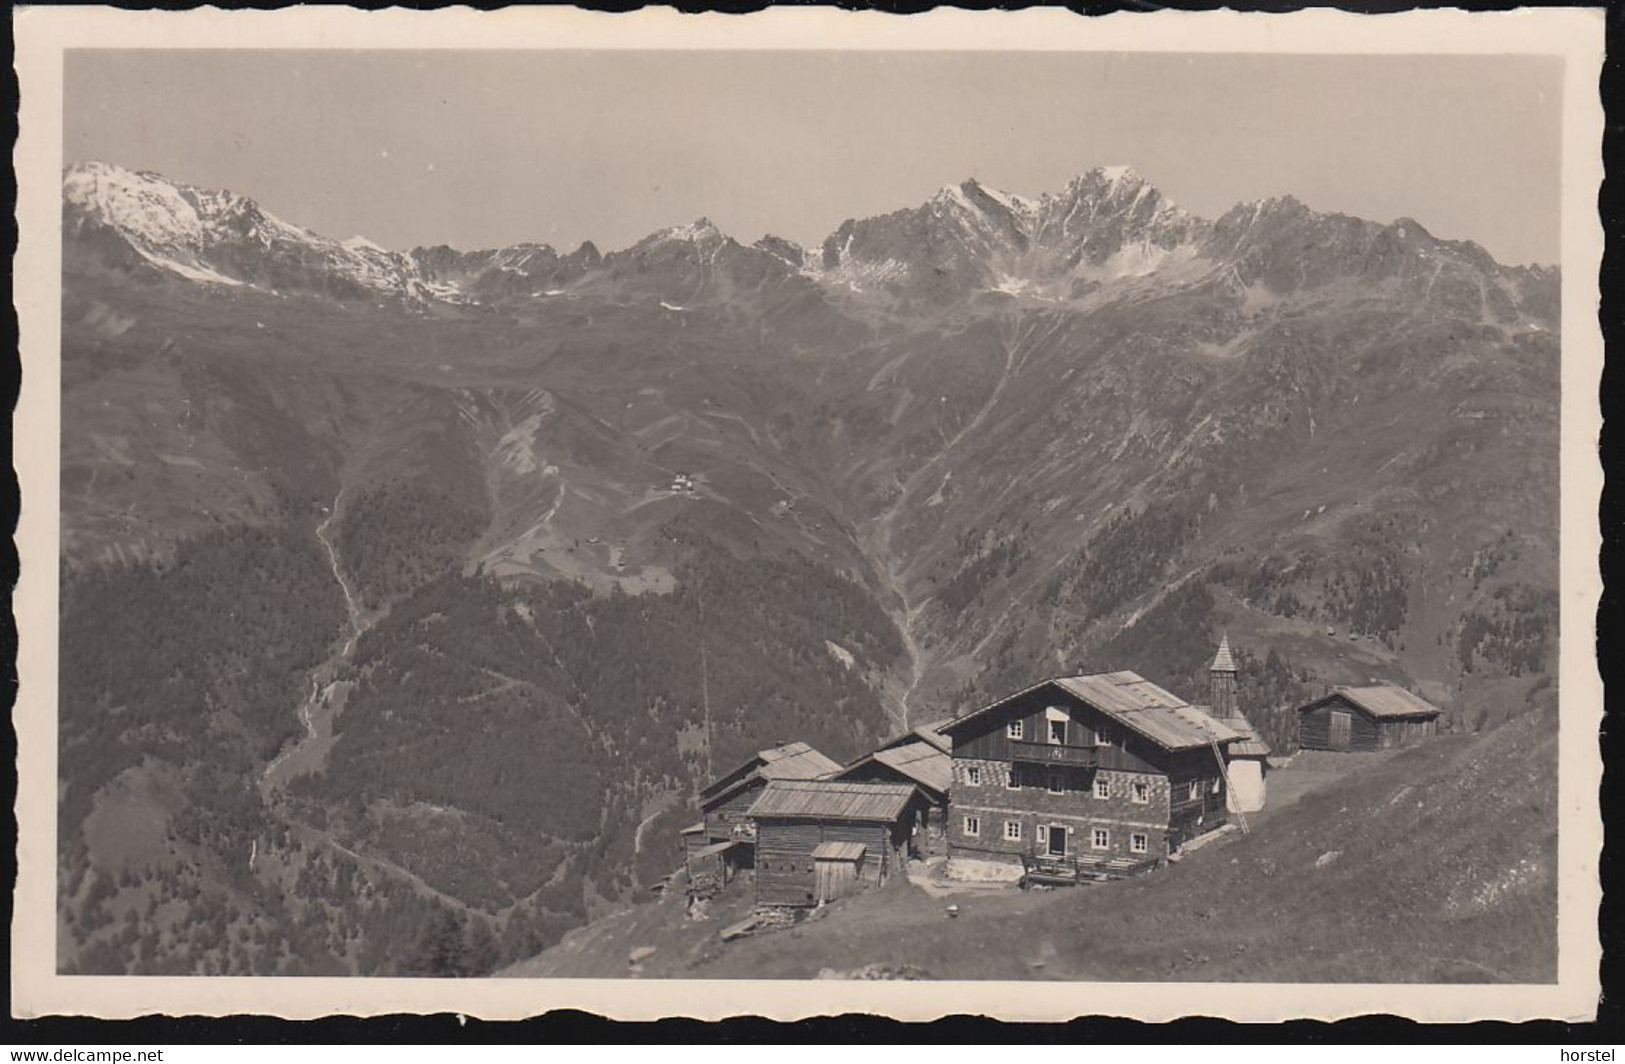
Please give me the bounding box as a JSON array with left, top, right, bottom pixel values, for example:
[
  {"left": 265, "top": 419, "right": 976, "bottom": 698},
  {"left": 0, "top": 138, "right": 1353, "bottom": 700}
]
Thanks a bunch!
[
  {"left": 1297, "top": 692, "right": 1441, "bottom": 752},
  {"left": 838, "top": 759, "right": 945, "bottom": 854},
  {"left": 755, "top": 817, "right": 904, "bottom": 907},
  {"left": 1164, "top": 747, "right": 1231, "bottom": 846},
  {"left": 950, "top": 687, "right": 1163, "bottom": 773},
  {"left": 703, "top": 781, "right": 763, "bottom": 842},
  {"left": 1298, "top": 698, "right": 1382, "bottom": 752}
]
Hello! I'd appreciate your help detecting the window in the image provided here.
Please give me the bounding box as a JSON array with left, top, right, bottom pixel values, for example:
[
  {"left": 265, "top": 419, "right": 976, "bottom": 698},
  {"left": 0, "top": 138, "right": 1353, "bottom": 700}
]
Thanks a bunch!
[
  {"left": 1188, "top": 780, "right": 1202, "bottom": 802},
  {"left": 1007, "top": 766, "right": 1023, "bottom": 790},
  {"left": 1131, "top": 780, "right": 1149, "bottom": 804},
  {"left": 1007, "top": 720, "right": 1025, "bottom": 740},
  {"left": 1096, "top": 726, "right": 1113, "bottom": 747},
  {"left": 1094, "top": 777, "right": 1111, "bottom": 800},
  {"left": 1211, "top": 776, "right": 1223, "bottom": 795},
  {"left": 1048, "top": 719, "right": 1067, "bottom": 745},
  {"left": 965, "top": 765, "right": 981, "bottom": 786},
  {"left": 1036, "top": 824, "right": 1048, "bottom": 847},
  {"left": 1048, "top": 770, "right": 1065, "bottom": 795},
  {"left": 963, "top": 815, "right": 980, "bottom": 838},
  {"left": 1092, "top": 828, "right": 1110, "bottom": 850},
  {"left": 1004, "top": 820, "right": 1023, "bottom": 841},
  {"left": 1130, "top": 833, "right": 1149, "bottom": 854}
]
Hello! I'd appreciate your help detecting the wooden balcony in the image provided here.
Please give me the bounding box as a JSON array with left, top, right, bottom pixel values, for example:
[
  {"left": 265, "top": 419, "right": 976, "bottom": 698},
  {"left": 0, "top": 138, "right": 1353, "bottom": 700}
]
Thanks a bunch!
[{"left": 1009, "top": 739, "right": 1099, "bottom": 767}]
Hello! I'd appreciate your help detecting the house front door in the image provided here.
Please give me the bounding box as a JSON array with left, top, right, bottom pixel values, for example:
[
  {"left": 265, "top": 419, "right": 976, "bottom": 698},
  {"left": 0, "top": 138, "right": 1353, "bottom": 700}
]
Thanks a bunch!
[
  {"left": 1329, "top": 709, "right": 1353, "bottom": 750},
  {"left": 1047, "top": 825, "right": 1067, "bottom": 856}
]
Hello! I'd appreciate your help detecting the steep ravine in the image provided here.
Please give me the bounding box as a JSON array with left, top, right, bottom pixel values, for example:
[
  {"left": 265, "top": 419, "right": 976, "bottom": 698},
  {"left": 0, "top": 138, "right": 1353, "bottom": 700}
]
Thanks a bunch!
[
  {"left": 259, "top": 488, "right": 367, "bottom": 796},
  {"left": 859, "top": 315, "right": 1036, "bottom": 729}
]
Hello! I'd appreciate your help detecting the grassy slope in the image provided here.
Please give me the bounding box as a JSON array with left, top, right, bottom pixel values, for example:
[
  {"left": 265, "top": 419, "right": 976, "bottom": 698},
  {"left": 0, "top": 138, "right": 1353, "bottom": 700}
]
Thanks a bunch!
[{"left": 510, "top": 709, "right": 1556, "bottom": 983}]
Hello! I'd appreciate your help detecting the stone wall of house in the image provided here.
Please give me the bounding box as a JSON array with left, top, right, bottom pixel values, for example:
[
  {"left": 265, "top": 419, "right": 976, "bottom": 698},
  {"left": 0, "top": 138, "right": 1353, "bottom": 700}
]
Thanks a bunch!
[{"left": 946, "top": 757, "right": 1175, "bottom": 861}]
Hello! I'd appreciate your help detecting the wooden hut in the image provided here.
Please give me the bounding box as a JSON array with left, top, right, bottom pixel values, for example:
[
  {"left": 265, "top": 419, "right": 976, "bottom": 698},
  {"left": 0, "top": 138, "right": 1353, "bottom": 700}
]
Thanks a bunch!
[
  {"left": 1296, "top": 685, "right": 1442, "bottom": 752},
  {"left": 835, "top": 738, "right": 950, "bottom": 855},
  {"left": 694, "top": 741, "right": 842, "bottom": 860},
  {"left": 746, "top": 780, "right": 924, "bottom": 907}
]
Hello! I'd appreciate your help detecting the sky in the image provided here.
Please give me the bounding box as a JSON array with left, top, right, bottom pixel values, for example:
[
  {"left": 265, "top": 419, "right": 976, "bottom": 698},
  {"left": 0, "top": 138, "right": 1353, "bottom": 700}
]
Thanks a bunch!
[{"left": 64, "top": 50, "right": 1563, "bottom": 266}]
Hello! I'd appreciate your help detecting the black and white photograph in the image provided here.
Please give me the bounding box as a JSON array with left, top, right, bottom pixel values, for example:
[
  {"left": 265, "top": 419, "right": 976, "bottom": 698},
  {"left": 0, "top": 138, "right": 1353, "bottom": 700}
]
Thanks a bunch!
[{"left": 12, "top": 6, "right": 1604, "bottom": 1023}]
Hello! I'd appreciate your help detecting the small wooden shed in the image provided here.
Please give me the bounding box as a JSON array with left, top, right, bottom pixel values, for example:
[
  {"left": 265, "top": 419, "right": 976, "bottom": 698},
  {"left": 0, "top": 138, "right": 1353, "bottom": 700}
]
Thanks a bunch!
[
  {"left": 746, "top": 780, "right": 924, "bottom": 907},
  {"left": 1297, "top": 685, "right": 1442, "bottom": 752},
  {"left": 811, "top": 841, "right": 867, "bottom": 905}
]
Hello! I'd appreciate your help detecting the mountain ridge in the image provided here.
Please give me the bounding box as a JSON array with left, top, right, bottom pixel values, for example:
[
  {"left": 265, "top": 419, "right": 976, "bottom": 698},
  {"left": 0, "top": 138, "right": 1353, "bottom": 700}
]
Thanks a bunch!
[{"left": 65, "top": 160, "right": 1557, "bottom": 312}]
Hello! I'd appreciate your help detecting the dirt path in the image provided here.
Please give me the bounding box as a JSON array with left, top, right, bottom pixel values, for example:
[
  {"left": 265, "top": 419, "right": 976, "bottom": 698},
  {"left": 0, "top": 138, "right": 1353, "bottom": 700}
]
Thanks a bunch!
[
  {"left": 274, "top": 810, "right": 484, "bottom": 918},
  {"left": 632, "top": 790, "right": 679, "bottom": 859}
]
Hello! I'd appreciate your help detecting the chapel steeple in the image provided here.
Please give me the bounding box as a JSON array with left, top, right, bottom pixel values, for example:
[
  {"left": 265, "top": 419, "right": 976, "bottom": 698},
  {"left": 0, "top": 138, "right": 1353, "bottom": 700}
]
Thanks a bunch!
[{"left": 1210, "top": 633, "right": 1238, "bottom": 719}]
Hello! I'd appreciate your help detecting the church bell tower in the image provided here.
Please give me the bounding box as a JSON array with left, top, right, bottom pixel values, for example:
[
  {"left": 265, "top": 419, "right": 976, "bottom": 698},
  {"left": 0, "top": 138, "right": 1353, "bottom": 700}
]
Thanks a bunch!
[{"left": 1210, "top": 633, "right": 1238, "bottom": 719}]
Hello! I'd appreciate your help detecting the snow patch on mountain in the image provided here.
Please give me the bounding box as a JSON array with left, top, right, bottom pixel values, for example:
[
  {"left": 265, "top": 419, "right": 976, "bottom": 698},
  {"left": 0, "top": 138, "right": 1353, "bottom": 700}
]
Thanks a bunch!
[
  {"left": 978, "top": 184, "right": 1040, "bottom": 227},
  {"left": 813, "top": 254, "right": 912, "bottom": 293},
  {"left": 130, "top": 244, "right": 244, "bottom": 287},
  {"left": 1085, "top": 239, "right": 1201, "bottom": 282}
]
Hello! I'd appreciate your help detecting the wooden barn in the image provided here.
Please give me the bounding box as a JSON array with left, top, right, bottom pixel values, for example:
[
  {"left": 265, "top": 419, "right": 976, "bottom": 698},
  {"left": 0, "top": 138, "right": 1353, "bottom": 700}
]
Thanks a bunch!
[
  {"left": 834, "top": 723, "right": 951, "bottom": 855},
  {"left": 692, "top": 741, "right": 842, "bottom": 859},
  {"left": 1296, "top": 685, "right": 1442, "bottom": 752},
  {"left": 746, "top": 780, "right": 926, "bottom": 907}
]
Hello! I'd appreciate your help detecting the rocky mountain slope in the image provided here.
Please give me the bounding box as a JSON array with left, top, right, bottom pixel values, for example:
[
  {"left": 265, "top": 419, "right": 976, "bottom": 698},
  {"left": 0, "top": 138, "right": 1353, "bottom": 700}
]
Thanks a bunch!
[{"left": 57, "top": 162, "right": 1559, "bottom": 976}]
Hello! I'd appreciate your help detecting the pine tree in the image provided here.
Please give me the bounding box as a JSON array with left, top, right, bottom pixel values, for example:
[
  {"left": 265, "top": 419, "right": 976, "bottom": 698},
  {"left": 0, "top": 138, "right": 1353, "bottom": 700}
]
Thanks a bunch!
[
  {"left": 465, "top": 918, "right": 499, "bottom": 977},
  {"left": 406, "top": 906, "right": 468, "bottom": 977}
]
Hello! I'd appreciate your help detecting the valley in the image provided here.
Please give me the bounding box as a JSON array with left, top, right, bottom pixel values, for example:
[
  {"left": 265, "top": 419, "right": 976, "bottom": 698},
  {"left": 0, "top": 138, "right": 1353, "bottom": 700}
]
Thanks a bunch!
[{"left": 56, "top": 161, "right": 1560, "bottom": 978}]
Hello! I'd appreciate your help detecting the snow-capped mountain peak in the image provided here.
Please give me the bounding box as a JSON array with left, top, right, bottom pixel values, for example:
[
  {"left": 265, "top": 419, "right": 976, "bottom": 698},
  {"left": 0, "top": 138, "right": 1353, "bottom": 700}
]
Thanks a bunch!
[
  {"left": 342, "top": 234, "right": 389, "bottom": 254},
  {"left": 929, "top": 178, "right": 1039, "bottom": 231},
  {"left": 64, "top": 161, "right": 426, "bottom": 298},
  {"left": 66, "top": 161, "right": 239, "bottom": 256},
  {"left": 655, "top": 218, "right": 726, "bottom": 245},
  {"left": 63, "top": 161, "right": 1543, "bottom": 317}
]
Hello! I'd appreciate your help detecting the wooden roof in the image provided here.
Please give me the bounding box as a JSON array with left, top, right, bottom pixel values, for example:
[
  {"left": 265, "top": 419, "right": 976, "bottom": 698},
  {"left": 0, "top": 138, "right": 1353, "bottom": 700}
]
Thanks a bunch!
[
  {"left": 1211, "top": 634, "right": 1237, "bottom": 673},
  {"left": 746, "top": 780, "right": 918, "bottom": 823},
  {"left": 811, "top": 841, "right": 867, "bottom": 862},
  {"left": 700, "top": 741, "right": 842, "bottom": 807},
  {"left": 690, "top": 839, "right": 748, "bottom": 860},
  {"left": 1209, "top": 715, "right": 1271, "bottom": 758},
  {"left": 1300, "top": 685, "right": 1443, "bottom": 720},
  {"left": 944, "top": 672, "right": 1241, "bottom": 752},
  {"left": 908, "top": 718, "right": 954, "bottom": 754},
  {"left": 875, "top": 717, "right": 953, "bottom": 755},
  {"left": 758, "top": 742, "right": 844, "bottom": 780},
  {"left": 840, "top": 740, "right": 950, "bottom": 797}
]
